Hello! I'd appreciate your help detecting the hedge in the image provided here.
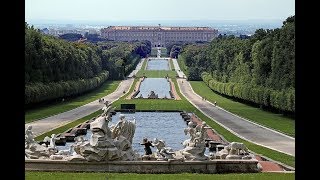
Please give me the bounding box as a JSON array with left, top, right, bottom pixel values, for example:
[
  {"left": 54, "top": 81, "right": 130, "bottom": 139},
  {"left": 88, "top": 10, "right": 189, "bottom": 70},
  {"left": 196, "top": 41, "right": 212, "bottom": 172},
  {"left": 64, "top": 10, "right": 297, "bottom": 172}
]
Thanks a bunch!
[
  {"left": 25, "top": 71, "right": 109, "bottom": 105},
  {"left": 201, "top": 72, "right": 295, "bottom": 113}
]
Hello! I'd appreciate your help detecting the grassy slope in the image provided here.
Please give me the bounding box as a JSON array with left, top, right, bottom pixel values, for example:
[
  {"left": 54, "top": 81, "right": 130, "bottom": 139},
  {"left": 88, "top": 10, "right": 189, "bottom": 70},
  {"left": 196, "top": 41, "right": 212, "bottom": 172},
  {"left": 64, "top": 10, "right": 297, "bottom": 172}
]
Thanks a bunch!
[
  {"left": 169, "top": 58, "right": 175, "bottom": 70},
  {"left": 26, "top": 172, "right": 295, "bottom": 180},
  {"left": 136, "top": 59, "right": 177, "bottom": 78},
  {"left": 190, "top": 81, "right": 295, "bottom": 137},
  {"left": 25, "top": 81, "right": 120, "bottom": 123},
  {"left": 174, "top": 57, "right": 294, "bottom": 166},
  {"left": 115, "top": 78, "right": 295, "bottom": 167},
  {"left": 29, "top": 57, "right": 294, "bottom": 180},
  {"left": 136, "top": 70, "right": 177, "bottom": 78},
  {"left": 177, "top": 55, "right": 189, "bottom": 76},
  {"left": 35, "top": 110, "right": 102, "bottom": 141},
  {"left": 31, "top": 70, "right": 294, "bottom": 167},
  {"left": 43, "top": 77, "right": 294, "bottom": 167},
  {"left": 176, "top": 56, "right": 294, "bottom": 136}
]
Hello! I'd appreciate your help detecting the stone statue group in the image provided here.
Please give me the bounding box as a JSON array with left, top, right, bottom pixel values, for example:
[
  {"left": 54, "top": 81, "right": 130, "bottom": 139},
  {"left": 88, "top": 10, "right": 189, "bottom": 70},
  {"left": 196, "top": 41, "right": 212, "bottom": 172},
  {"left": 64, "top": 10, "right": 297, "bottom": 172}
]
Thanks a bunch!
[
  {"left": 25, "top": 104, "right": 138, "bottom": 161},
  {"left": 25, "top": 104, "right": 255, "bottom": 162}
]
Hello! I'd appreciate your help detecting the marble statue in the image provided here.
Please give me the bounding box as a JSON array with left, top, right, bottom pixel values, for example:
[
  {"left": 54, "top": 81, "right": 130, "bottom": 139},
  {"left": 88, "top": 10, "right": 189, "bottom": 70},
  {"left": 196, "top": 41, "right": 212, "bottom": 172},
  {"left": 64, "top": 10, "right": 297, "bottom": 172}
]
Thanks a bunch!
[
  {"left": 183, "top": 122, "right": 197, "bottom": 144},
  {"left": 25, "top": 125, "right": 35, "bottom": 148},
  {"left": 152, "top": 138, "right": 175, "bottom": 161},
  {"left": 111, "top": 114, "right": 136, "bottom": 144},
  {"left": 147, "top": 91, "right": 158, "bottom": 99},
  {"left": 215, "top": 142, "right": 254, "bottom": 160},
  {"left": 68, "top": 105, "right": 139, "bottom": 162},
  {"left": 25, "top": 104, "right": 139, "bottom": 161},
  {"left": 25, "top": 125, "right": 52, "bottom": 159},
  {"left": 48, "top": 134, "right": 57, "bottom": 150},
  {"left": 180, "top": 121, "right": 209, "bottom": 161}
]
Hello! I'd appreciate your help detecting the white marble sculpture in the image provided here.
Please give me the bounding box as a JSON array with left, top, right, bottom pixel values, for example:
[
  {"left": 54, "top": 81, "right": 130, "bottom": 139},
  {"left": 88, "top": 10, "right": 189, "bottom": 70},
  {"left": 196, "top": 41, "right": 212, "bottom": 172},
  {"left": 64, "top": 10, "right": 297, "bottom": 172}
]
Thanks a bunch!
[
  {"left": 215, "top": 142, "right": 254, "bottom": 160},
  {"left": 180, "top": 121, "right": 209, "bottom": 161},
  {"left": 68, "top": 106, "right": 139, "bottom": 161},
  {"left": 25, "top": 125, "right": 51, "bottom": 159},
  {"left": 48, "top": 134, "right": 57, "bottom": 150},
  {"left": 147, "top": 91, "right": 158, "bottom": 99},
  {"left": 25, "top": 104, "right": 139, "bottom": 162},
  {"left": 152, "top": 138, "right": 175, "bottom": 161},
  {"left": 111, "top": 114, "right": 136, "bottom": 144},
  {"left": 25, "top": 125, "right": 35, "bottom": 148}
]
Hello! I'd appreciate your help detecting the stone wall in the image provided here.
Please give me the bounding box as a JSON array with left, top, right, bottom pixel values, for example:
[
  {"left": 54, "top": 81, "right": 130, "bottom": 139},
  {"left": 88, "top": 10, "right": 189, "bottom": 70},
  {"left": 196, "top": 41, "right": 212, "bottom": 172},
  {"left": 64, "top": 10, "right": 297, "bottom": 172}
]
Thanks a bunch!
[{"left": 25, "top": 159, "right": 260, "bottom": 173}]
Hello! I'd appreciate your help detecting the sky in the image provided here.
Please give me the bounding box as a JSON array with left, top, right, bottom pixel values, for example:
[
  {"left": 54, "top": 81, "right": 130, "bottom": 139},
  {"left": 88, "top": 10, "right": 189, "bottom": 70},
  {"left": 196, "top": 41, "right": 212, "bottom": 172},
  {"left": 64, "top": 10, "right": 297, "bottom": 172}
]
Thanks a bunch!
[{"left": 25, "top": 0, "right": 295, "bottom": 23}]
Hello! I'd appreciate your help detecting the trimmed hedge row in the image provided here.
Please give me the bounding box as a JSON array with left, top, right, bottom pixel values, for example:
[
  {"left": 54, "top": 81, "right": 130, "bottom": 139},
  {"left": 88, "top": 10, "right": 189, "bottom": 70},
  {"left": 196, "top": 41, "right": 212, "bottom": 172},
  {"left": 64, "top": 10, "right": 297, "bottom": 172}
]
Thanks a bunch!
[
  {"left": 202, "top": 72, "right": 295, "bottom": 112},
  {"left": 25, "top": 71, "right": 109, "bottom": 105}
]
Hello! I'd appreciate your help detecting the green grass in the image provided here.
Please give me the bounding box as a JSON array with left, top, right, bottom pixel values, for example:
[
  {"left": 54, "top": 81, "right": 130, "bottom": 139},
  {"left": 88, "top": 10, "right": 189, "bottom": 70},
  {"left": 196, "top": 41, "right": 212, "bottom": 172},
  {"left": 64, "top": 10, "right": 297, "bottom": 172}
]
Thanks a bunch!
[
  {"left": 177, "top": 55, "right": 189, "bottom": 76},
  {"left": 113, "top": 78, "right": 190, "bottom": 110},
  {"left": 193, "top": 108, "right": 295, "bottom": 167},
  {"left": 25, "top": 81, "right": 120, "bottom": 123},
  {"left": 190, "top": 81, "right": 295, "bottom": 137},
  {"left": 169, "top": 58, "right": 175, "bottom": 70},
  {"left": 151, "top": 47, "right": 167, "bottom": 56},
  {"left": 30, "top": 77, "right": 294, "bottom": 168},
  {"left": 114, "top": 78, "right": 295, "bottom": 167},
  {"left": 25, "top": 172, "right": 295, "bottom": 180},
  {"left": 141, "top": 58, "right": 148, "bottom": 70},
  {"left": 136, "top": 70, "right": 177, "bottom": 78},
  {"left": 35, "top": 110, "right": 102, "bottom": 141},
  {"left": 31, "top": 78, "right": 295, "bottom": 167}
]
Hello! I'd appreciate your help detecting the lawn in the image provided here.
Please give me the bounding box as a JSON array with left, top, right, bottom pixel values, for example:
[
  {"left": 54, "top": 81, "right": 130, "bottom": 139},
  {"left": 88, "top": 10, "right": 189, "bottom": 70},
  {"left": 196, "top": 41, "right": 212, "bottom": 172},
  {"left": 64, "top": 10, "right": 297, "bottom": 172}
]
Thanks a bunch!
[
  {"left": 189, "top": 81, "right": 295, "bottom": 137},
  {"left": 115, "top": 79, "right": 295, "bottom": 167},
  {"left": 169, "top": 58, "right": 175, "bottom": 70},
  {"left": 151, "top": 47, "right": 167, "bottom": 56},
  {"left": 141, "top": 57, "right": 148, "bottom": 70},
  {"left": 25, "top": 172, "right": 295, "bottom": 180},
  {"left": 33, "top": 78, "right": 295, "bottom": 167},
  {"left": 136, "top": 70, "right": 177, "bottom": 78},
  {"left": 177, "top": 55, "right": 189, "bottom": 76},
  {"left": 25, "top": 81, "right": 120, "bottom": 123},
  {"left": 136, "top": 57, "right": 176, "bottom": 78},
  {"left": 34, "top": 110, "right": 102, "bottom": 141}
]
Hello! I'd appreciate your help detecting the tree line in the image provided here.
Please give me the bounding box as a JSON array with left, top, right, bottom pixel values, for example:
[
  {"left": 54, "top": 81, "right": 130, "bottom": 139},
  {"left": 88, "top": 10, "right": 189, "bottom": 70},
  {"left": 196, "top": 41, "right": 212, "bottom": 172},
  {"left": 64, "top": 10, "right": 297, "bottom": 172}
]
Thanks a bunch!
[
  {"left": 25, "top": 23, "right": 151, "bottom": 105},
  {"left": 179, "top": 16, "right": 295, "bottom": 114}
]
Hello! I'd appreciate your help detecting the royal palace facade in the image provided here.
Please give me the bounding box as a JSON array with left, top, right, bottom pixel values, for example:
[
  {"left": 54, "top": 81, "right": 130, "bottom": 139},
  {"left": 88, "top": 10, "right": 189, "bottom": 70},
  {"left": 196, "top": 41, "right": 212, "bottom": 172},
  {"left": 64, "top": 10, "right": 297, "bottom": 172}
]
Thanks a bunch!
[{"left": 101, "top": 25, "right": 218, "bottom": 47}]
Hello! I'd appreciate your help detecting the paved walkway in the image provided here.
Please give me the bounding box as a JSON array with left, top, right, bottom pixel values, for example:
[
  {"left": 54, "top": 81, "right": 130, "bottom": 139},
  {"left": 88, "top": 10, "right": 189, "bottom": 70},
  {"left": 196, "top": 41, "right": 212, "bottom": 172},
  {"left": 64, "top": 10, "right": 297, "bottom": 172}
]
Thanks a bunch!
[
  {"left": 128, "top": 58, "right": 145, "bottom": 78},
  {"left": 176, "top": 78, "right": 295, "bottom": 156},
  {"left": 25, "top": 78, "right": 134, "bottom": 137},
  {"left": 172, "top": 58, "right": 186, "bottom": 78},
  {"left": 25, "top": 58, "right": 146, "bottom": 137}
]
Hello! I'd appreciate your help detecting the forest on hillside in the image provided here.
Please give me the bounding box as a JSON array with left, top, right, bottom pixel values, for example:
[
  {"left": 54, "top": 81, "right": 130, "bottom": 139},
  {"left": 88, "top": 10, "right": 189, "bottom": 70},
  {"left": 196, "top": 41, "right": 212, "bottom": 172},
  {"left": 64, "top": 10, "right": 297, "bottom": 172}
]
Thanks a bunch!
[
  {"left": 178, "top": 16, "right": 295, "bottom": 114},
  {"left": 25, "top": 23, "right": 151, "bottom": 105}
]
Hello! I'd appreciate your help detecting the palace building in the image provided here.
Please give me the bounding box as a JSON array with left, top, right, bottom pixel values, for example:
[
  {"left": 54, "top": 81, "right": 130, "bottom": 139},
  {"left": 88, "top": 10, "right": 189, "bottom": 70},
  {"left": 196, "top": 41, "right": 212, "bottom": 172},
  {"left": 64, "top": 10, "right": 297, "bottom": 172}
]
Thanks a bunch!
[{"left": 101, "top": 25, "right": 218, "bottom": 47}]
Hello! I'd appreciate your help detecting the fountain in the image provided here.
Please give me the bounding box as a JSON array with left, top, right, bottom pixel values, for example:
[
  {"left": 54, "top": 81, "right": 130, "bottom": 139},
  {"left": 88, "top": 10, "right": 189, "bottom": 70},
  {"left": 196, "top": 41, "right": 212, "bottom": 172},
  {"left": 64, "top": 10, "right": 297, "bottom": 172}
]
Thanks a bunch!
[{"left": 25, "top": 104, "right": 261, "bottom": 173}]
